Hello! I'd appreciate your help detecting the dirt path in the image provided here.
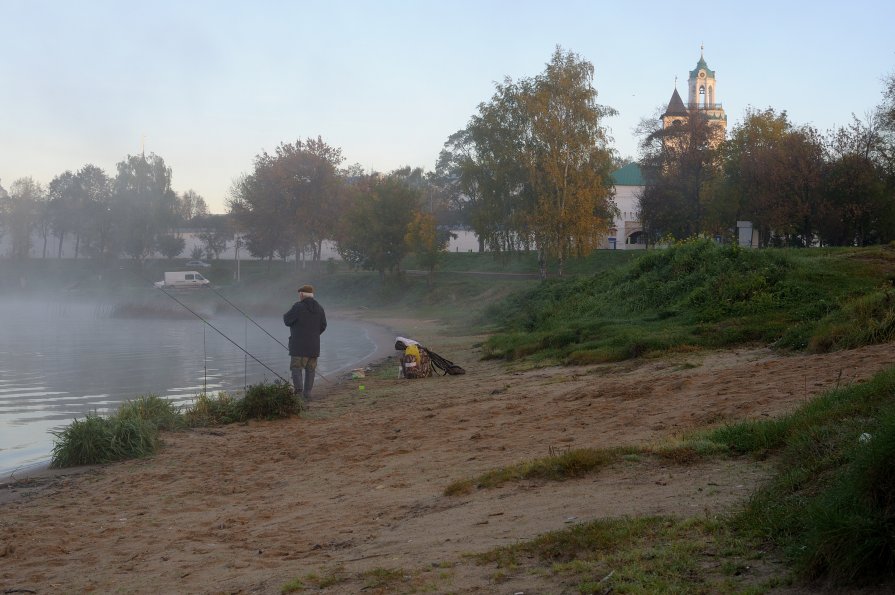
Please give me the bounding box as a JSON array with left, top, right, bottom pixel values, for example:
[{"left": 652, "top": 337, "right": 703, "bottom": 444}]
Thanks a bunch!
[{"left": 2, "top": 321, "right": 894, "bottom": 594}]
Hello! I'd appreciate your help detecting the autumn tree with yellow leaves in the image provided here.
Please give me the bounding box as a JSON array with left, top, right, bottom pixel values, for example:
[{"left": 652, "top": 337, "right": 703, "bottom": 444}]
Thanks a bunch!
[
  {"left": 521, "top": 47, "right": 618, "bottom": 278},
  {"left": 441, "top": 46, "right": 617, "bottom": 278}
]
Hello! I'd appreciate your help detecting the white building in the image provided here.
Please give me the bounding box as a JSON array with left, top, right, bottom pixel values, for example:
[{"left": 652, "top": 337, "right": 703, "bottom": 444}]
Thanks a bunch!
[{"left": 607, "top": 163, "right": 646, "bottom": 250}]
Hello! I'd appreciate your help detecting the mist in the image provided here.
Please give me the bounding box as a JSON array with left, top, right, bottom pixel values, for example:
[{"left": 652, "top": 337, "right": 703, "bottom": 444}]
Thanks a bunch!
[{"left": 0, "top": 292, "right": 377, "bottom": 476}]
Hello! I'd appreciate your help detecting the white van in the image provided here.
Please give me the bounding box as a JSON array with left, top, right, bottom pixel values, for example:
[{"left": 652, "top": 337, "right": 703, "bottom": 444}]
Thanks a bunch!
[{"left": 154, "top": 271, "right": 210, "bottom": 289}]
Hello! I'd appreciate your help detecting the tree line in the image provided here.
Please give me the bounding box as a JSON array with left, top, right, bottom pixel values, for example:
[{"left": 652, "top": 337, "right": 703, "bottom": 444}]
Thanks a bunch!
[
  {"left": 225, "top": 47, "right": 616, "bottom": 279},
  {"left": 3, "top": 48, "right": 894, "bottom": 273},
  {"left": 227, "top": 139, "right": 456, "bottom": 277},
  {"left": 0, "top": 143, "right": 458, "bottom": 278},
  {"left": 2, "top": 47, "right": 608, "bottom": 279},
  {"left": 0, "top": 154, "right": 228, "bottom": 262},
  {"left": 637, "top": 73, "right": 895, "bottom": 247}
]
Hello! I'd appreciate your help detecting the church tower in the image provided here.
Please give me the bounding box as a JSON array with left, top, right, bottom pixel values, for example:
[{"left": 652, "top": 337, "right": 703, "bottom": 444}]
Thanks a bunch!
[
  {"left": 687, "top": 45, "right": 726, "bottom": 132},
  {"left": 662, "top": 47, "right": 727, "bottom": 145}
]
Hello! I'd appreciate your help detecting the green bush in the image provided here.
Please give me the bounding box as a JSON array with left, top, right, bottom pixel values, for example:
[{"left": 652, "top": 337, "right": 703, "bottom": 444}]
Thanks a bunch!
[{"left": 184, "top": 382, "right": 300, "bottom": 426}]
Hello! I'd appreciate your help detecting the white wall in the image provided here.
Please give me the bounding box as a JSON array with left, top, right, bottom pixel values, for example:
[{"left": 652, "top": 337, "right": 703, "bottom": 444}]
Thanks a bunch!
[
  {"left": 608, "top": 185, "right": 645, "bottom": 249},
  {"left": 0, "top": 229, "right": 481, "bottom": 260}
]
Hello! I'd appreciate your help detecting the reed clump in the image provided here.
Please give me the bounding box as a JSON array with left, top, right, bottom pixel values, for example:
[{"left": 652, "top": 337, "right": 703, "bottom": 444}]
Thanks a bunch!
[
  {"left": 50, "top": 414, "right": 158, "bottom": 467},
  {"left": 50, "top": 382, "right": 301, "bottom": 468},
  {"left": 182, "top": 381, "right": 300, "bottom": 426},
  {"left": 116, "top": 394, "right": 183, "bottom": 430},
  {"left": 182, "top": 391, "right": 240, "bottom": 426}
]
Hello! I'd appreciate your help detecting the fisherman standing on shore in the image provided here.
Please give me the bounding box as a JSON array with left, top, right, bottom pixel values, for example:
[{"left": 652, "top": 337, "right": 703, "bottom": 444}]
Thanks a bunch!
[{"left": 284, "top": 284, "right": 327, "bottom": 401}]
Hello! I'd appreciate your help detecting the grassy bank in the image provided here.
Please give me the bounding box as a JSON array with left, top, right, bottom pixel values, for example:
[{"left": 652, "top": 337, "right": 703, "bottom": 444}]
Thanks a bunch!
[
  {"left": 484, "top": 240, "right": 895, "bottom": 364},
  {"left": 6, "top": 242, "right": 894, "bottom": 364},
  {"left": 50, "top": 383, "right": 299, "bottom": 468}
]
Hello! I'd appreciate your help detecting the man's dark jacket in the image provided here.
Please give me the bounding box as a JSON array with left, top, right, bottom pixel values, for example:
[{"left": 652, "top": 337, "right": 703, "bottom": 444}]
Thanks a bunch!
[{"left": 283, "top": 297, "right": 327, "bottom": 357}]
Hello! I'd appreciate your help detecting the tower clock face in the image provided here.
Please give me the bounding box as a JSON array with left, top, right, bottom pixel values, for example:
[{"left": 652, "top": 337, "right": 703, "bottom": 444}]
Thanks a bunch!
[{"left": 699, "top": 71, "right": 705, "bottom": 78}]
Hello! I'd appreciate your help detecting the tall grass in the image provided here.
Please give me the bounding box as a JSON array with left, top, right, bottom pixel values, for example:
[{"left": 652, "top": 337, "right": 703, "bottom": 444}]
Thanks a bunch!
[
  {"left": 239, "top": 380, "right": 302, "bottom": 419},
  {"left": 182, "top": 391, "right": 241, "bottom": 426},
  {"left": 807, "top": 285, "right": 895, "bottom": 352},
  {"left": 182, "top": 381, "right": 300, "bottom": 426},
  {"left": 51, "top": 382, "right": 301, "bottom": 468},
  {"left": 116, "top": 394, "right": 183, "bottom": 430},
  {"left": 51, "top": 414, "right": 159, "bottom": 467},
  {"left": 798, "top": 408, "right": 895, "bottom": 584},
  {"left": 707, "top": 367, "right": 895, "bottom": 586}
]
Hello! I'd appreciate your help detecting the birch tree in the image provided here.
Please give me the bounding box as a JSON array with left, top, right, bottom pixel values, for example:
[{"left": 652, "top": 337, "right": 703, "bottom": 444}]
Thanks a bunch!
[
  {"left": 441, "top": 47, "right": 617, "bottom": 277},
  {"left": 521, "top": 47, "right": 617, "bottom": 277}
]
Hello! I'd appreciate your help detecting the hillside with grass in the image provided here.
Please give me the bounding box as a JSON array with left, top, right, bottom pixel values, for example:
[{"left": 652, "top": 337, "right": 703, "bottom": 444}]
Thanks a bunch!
[{"left": 484, "top": 239, "right": 895, "bottom": 364}]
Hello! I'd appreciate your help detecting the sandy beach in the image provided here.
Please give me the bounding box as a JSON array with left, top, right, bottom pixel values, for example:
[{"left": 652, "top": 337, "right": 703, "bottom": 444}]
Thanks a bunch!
[{"left": 2, "top": 315, "right": 895, "bottom": 593}]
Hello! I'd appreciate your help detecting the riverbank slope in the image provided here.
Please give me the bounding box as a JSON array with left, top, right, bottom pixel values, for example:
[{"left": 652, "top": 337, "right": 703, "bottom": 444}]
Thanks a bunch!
[{"left": 3, "top": 314, "right": 895, "bottom": 593}]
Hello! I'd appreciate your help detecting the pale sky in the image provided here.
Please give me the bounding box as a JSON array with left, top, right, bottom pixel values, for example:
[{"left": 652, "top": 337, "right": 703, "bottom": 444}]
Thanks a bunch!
[{"left": 2, "top": 0, "right": 893, "bottom": 213}]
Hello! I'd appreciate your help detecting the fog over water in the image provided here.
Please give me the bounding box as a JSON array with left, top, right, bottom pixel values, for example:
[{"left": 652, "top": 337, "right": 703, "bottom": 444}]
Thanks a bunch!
[{"left": 0, "top": 296, "right": 376, "bottom": 475}]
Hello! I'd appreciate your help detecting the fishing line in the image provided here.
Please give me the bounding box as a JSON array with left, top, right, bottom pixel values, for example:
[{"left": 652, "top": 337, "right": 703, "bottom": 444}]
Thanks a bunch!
[
  {"left": 211, "top": 286, "right": 288, "bottom": 351},
  {"left": 131, "top": 267, "right": 332, "bottom": 385},
  {"left": 142, "top": 275, "right": 289, "bottom": 384},
  {"left": 209, "top": 286, "right": 332, "bottom": 384},
  {"left": 203, "top": 325, "right": 208, "bottom": 394},
  {"left": 244, "top": 316, "right": 248, "bottom": 391}
]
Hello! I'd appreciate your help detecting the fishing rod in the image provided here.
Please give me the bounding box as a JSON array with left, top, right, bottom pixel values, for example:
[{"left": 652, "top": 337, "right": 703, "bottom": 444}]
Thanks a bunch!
[
  {"left": 132, "top": 267, "right": 333, "bottom": 385},
  {"left": 124, "top": 266, "right": 289, "bottom": 384},
  {"left": 153, "top": 282, "right": 290, "bottom": 384},
  {"left": 208, "top": 285, "right": 332, "bottom": 384},
  {"left": 210, "top": 286, "right": 288, "bottom": 350}
]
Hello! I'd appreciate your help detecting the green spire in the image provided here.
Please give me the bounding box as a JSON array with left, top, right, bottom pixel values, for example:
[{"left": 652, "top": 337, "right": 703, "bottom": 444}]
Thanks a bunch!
[{"left": 690, "top": 44, "right": 715, "bottom": 78}]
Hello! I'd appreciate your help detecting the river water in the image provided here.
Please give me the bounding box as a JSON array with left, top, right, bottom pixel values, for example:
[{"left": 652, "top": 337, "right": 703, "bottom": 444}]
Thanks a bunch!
[{"left": 0, "top": 297, "right": 378, "bottom": 476}]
